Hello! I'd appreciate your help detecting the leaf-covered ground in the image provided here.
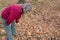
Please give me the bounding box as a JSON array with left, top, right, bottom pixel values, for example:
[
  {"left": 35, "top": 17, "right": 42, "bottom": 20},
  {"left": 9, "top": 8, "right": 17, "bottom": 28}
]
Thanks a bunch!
[{"left": 0, "top": 0, "right": 60, "bottom": 40}]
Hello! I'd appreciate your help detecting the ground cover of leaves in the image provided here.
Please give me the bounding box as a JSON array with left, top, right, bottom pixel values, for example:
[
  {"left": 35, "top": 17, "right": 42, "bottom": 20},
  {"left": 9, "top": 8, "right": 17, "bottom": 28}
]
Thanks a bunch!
[{"left": 0, "top": 0, "right": 60, "bottom": 40}]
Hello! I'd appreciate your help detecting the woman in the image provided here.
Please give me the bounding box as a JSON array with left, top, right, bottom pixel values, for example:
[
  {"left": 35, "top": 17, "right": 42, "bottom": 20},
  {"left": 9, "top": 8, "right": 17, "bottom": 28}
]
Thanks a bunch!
[{"left": 1, "top": 3, "right": 32, "bottom": 40}]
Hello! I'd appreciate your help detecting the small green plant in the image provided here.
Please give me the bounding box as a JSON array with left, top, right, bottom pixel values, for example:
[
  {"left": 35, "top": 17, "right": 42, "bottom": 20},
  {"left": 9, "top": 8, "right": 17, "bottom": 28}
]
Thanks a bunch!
[
  {"left": 0, "top": 33, "right": 6, "bottom": 37},
  {"left": 33, "top": 0, "right": 38, "bottom": 4},
  {"left": 0, "top": 23, "right": 3, "bottom": 28}
]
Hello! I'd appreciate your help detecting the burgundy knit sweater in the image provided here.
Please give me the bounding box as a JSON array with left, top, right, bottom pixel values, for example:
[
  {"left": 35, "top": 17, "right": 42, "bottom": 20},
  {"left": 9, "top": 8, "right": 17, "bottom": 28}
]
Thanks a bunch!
[{"left": 1, "top": 4, "right": 23, "bottom": 25}]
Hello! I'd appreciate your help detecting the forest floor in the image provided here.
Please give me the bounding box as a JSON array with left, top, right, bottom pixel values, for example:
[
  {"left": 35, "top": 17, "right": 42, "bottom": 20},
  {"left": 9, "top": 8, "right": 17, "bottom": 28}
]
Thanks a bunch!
[{"left": 0, "top": 0, "right": 60, "bottom": 40}]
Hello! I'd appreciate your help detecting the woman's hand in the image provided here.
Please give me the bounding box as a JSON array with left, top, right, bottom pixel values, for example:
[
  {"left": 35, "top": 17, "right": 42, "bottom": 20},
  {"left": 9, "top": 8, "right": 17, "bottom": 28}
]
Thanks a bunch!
[
  {"left": 16, "top": 23, "right": 20, "bottom": 27},
  {"left": 8, "top": 24, "right": 11, "bottom": 27}
]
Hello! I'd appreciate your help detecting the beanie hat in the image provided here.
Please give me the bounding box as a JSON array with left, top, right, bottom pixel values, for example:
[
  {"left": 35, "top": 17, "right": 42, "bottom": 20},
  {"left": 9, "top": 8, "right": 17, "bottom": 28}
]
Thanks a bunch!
[{"left": 21, "top": 3, "right": 32, "bottom": 12}]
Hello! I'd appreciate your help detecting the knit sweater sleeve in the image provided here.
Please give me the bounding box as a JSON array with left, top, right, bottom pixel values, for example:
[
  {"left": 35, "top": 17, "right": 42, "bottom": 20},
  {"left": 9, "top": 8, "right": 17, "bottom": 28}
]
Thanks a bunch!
[
  {"left": 16, "top": 12, "right": 21, "bottom": 23},
  {"left": 16, "top": 7, "right": 22, "bottom": 23},
  {"left": 16, "top": 19, "right": 19, "bottom": 23}
]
